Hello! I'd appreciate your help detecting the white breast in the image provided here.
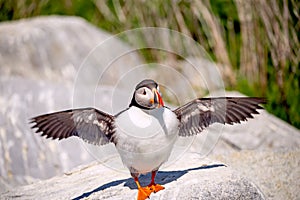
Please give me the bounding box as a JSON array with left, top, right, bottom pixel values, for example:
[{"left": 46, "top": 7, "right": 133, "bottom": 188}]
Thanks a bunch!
[{"left": 115, "top": 107, "right": 179, "bottom": 174}]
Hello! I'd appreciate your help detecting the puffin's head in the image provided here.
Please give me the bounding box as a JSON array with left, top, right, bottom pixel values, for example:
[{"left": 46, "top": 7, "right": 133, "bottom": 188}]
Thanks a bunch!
[{"left": 129, "top": 79, "right": 164, "bottom": 110}]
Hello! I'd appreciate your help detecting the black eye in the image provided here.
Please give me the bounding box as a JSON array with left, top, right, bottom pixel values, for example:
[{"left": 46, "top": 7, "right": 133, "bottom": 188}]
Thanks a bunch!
[{"left": 143, "top": 89, "right": 146, "bottom": 95}]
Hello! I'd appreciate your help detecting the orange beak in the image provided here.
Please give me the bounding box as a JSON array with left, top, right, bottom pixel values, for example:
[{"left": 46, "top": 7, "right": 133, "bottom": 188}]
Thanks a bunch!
[{"left": 152, "top": 88, "right": 164, "bottom": 108}]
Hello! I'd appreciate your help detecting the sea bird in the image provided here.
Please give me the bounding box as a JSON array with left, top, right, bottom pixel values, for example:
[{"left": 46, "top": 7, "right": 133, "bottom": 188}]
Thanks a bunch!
[{"left": 30, "top": 79, "right": 266, "bottom": 200}]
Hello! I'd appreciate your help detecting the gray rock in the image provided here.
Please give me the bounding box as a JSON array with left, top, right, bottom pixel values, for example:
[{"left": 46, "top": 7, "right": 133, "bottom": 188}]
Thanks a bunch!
[
  {"left": 212, "top": 150, "right": 300, "bottom": 200},
  {"left": 0, "top": 77, "right": 129, "bottom": 191},
  {"left": 0, "top": 153, "right": 264, "bottom": 200},
  {"left": 0, "top": 16, "right": 144, "bottom": 85}
]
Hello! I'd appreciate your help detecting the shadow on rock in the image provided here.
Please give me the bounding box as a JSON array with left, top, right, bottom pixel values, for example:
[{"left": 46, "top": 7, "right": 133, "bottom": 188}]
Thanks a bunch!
[{"left": 72, "top": 164, "right": 225, "bottom": 200}]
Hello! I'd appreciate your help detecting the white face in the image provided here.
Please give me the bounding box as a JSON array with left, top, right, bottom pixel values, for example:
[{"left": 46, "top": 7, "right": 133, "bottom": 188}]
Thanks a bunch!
[{"left": 134, "top": 87, "right": 156, "bottom": 109}]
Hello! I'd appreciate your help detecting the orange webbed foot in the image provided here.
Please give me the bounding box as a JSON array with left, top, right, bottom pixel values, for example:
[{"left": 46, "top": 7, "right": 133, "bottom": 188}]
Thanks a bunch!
[
  {"left": 134, "top": 171, "right": 164, "bottom": 200},
  {"left": 148, "top": 183, "right": 165, "bottom": 193},
  {"left": 137, "top": 186, "right": 153, "bottom": 200}
]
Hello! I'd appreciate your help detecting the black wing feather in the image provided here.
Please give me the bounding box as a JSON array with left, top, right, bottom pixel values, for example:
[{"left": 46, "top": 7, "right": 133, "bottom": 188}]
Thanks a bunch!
[
  {"left": 174, "top": 97, "right": 266, "bottom": 137},
  {"left": 30, "top": 108, "right": 115, "bottom": 145}
]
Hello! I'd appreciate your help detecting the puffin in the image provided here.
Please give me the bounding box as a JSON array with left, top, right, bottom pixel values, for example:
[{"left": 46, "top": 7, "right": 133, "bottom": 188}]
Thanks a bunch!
[{"left": 30, "top": 79, "right": 266, "bottom": 200}]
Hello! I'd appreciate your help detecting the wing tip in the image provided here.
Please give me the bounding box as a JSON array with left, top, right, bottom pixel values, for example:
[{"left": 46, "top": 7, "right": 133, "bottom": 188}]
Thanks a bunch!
[{"left": 249, "top": 97, "right": 268, "bottom": 105}]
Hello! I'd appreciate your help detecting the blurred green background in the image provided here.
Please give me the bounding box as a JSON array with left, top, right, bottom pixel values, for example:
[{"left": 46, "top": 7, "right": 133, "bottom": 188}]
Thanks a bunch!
[{"left": 0, "top": 0, "right": 299, "bottom": 128}]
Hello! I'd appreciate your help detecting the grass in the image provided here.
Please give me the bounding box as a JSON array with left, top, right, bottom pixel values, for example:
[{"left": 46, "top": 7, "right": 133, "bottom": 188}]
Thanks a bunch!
[{"left": 0, "top": 0, "right": 299, "bottom": 129}]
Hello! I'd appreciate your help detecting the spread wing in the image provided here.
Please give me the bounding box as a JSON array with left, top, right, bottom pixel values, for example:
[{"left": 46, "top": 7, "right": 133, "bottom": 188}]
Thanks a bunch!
[
  {"left": 173, "top": 97, "right": 266, "bottom": 137},
  {"left": 30, "top": 108, "right": 115, "bottom": 145}
]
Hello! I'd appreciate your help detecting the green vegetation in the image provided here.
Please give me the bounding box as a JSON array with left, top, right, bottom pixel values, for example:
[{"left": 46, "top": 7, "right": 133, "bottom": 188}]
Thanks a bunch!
[{"left": 0, "top": 0, "right": 299, "bottom": 128}]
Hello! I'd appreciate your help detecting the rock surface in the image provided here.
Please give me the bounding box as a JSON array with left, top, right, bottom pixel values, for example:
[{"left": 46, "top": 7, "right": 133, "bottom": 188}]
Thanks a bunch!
[
  {"left": 0, "top": 76, "right": 127, "bottom": 188},
  {"left": 0, "top": 15, "right": 144, "bottom": 86},
  {"left": 1, "top": 154, "right": 264, "bottom": 200},
  {"left": 212, "top": 150, "right": 300, "bottom": 200}
]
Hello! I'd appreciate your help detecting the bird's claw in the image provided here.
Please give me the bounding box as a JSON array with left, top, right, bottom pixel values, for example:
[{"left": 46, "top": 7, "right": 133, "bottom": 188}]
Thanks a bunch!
[
  {"left": 137, "top": 187, "right": 152, "bottom": 200},
  {"left": 148, "top": 183, "right": 165, "bottom": 193}
]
